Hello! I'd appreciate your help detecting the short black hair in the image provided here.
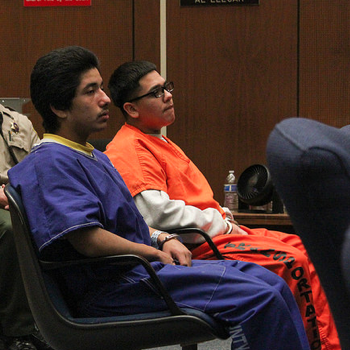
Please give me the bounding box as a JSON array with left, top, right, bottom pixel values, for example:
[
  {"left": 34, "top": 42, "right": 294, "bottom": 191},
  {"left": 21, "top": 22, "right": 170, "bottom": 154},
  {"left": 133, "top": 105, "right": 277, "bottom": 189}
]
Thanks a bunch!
[
  {"left": 108, "top": 61, "right": 157, "bottom": 117},
  {"left": 30, "top": 46, "right": 100, "bottom": 133}
]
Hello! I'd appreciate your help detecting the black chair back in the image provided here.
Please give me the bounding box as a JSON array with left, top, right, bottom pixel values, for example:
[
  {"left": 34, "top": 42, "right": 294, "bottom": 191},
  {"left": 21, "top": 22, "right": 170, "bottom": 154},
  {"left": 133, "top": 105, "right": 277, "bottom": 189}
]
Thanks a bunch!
[{"left": 5, "top": 184, "right": 228, "bottom": 350}]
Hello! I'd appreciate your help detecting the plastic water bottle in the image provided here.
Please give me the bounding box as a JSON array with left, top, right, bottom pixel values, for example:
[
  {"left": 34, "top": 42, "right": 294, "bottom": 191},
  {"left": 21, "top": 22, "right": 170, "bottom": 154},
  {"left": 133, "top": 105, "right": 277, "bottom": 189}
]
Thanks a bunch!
[{"left": 224, "top": 170, "right": 238, "bottom": 212}]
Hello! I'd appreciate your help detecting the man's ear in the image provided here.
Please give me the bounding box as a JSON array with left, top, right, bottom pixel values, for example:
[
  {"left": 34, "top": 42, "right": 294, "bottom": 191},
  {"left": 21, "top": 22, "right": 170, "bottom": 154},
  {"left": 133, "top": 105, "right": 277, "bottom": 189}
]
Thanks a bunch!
[
  {"left": 50, "top": 105, "right": 67, "bottom": 119},
  {"left": 123, "top": 102, "right": 139, "bottom": 119}
]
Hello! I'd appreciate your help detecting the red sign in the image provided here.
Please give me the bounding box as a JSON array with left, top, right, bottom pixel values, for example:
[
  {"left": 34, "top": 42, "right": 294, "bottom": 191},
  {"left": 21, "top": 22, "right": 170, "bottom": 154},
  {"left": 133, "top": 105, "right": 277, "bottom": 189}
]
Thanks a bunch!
[{"left": 24, "top": 0, "right": 91, "bottom": 6}]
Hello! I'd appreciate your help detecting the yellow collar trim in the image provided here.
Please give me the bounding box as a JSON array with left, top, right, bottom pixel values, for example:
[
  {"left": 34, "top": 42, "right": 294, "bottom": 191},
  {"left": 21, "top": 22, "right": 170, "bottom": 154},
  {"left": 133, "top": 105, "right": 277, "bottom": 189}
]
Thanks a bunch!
[{"left": 42, "top": 134, "right": 94, "bottom": 156}]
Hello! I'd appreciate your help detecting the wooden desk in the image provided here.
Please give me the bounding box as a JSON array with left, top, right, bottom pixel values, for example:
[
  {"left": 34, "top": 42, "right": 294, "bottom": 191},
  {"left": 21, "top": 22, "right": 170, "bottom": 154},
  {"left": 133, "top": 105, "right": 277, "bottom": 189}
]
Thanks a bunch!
[{"left": 233, "top": 212, "right": 294, "bottom": 233}]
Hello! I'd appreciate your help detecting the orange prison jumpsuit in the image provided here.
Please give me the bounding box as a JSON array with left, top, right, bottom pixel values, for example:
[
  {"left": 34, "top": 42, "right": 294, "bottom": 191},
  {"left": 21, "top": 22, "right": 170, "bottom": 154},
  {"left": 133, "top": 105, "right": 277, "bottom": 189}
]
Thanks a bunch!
[{"left": 105, "top": 124, "right": 340, "bottom": 350}]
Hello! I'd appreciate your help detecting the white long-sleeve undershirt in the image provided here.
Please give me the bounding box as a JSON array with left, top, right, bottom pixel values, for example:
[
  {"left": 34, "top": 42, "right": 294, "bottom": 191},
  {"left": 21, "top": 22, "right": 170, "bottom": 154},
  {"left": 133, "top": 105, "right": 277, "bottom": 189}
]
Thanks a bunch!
[{"left": 134, "top": 189, "right": 228, "bottom": 244}]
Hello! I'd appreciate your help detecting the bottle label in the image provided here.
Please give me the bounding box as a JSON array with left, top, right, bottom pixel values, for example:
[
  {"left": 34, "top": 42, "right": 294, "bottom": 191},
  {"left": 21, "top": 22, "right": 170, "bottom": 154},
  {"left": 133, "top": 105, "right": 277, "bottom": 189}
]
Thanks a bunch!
[{"left": 224, "top": 184, "right": 237, "bottom": 192}]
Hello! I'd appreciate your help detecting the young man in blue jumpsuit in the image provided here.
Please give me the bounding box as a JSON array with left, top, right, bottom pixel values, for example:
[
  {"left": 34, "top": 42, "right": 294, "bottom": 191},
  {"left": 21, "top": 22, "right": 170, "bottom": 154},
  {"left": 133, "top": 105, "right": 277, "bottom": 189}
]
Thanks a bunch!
[{"left": 8, "top": 46, "right": 310, "bottom": 350}]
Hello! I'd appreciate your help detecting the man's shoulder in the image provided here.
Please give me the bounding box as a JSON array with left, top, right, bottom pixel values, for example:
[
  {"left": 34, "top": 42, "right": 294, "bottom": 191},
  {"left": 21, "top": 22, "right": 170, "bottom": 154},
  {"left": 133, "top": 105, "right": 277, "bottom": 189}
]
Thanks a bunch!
[
  {"left": 17, "top": 142, "right": 81, "bottom": 164},
  {"left": 8, "top": 142, "right": 93, "bottom": 182},
  {"left": 0, "top": 104, "right": 31, "bottom": 124},
  {"left": 114, "top": 124, "right": 143, "bottom": 142},
  {"left": 0, "top": 105, "right": 38, "bottom": 144},
  {"left": 106, "top": 125, "right": 142, "bottom": 156}
]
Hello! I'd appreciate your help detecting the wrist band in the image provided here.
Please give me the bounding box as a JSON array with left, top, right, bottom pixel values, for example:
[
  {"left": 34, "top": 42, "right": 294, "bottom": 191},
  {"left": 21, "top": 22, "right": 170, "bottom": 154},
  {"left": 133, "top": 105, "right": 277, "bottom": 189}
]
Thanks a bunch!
[
  {"left": 151, "top": 230, "right": 165, "bottom": 249},
  {"left": 159, "top": 234, "right": 182, "bottom": 250},
  {"left": 224, "top": 220, "right": 233, "bottom": 234}
]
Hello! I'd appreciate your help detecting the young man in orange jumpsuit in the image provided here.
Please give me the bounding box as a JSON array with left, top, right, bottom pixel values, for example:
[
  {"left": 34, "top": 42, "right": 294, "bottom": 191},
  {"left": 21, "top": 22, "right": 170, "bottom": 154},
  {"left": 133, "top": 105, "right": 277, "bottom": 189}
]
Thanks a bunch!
[{"left": 104, "top": 60, "right": 340, "bottom": 350}]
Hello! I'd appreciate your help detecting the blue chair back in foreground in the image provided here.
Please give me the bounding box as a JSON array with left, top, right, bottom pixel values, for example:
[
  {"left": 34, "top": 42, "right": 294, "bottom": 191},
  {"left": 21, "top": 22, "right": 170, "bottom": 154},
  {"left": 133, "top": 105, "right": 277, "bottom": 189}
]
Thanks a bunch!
[{"left": 266, "top": 117, "right": 350, "bottom": 350}]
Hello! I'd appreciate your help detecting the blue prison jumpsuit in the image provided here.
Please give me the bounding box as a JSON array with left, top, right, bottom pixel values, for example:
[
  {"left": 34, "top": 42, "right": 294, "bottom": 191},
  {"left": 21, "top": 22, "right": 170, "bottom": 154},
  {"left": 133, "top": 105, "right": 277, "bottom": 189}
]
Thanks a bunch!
[{"left": 8, "top": 138, "right": 310, "bottom": 350}]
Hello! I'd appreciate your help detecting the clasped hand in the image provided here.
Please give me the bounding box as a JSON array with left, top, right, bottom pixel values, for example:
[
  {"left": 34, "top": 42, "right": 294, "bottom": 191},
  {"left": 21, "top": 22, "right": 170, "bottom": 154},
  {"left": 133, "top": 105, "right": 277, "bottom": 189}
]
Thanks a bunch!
[{"left": 160, "top": 238, "right": 192, "bottom": 267}]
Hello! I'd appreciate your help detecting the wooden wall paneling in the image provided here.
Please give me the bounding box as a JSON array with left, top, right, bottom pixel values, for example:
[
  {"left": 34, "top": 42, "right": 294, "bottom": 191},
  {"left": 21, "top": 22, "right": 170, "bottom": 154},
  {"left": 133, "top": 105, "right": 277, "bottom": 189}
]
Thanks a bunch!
[
  {"left": 0, "top": 0, "right": 134, "bottom": 139},
  {"left": 166, "top": 0, "right": 298, "bottom": 204},
  {"left": 134, "top": 0, "right": 160, "bottom": 65},
  {"left": 299, "top": 0, "right": 350, "bottom": 128},
  {"left": 112, "top": 0, "right": 162, "bottom": 130}
]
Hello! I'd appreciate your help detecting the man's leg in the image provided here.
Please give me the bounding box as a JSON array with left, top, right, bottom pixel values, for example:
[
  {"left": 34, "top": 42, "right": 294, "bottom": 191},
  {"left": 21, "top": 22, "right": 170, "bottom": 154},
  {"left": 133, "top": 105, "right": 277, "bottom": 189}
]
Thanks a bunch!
[
  {"left": 0, "top": 209, "right": 53, "bottom": 350},
  {"left": 0, "top": 209, "right": 34, "bottom": 338},
  {"left": 159, "top": 260, "right": 310, "bottom": 350},
  {"left": 192, "top": 229, "right": 338, "bottom": 350},
  {"left": 78, "top": 259, "right": 310, "bottom": 350}
]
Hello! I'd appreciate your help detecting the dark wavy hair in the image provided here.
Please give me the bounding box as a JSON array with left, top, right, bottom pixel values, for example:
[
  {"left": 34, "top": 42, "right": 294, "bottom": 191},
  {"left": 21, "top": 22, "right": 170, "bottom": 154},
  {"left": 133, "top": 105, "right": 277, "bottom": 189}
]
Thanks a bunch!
[
  {"left": 108, "top": 60, "right": 157, "bottom": 117},
  {"left": 30, "top": 46, "right": 100, "bottom": 133}
]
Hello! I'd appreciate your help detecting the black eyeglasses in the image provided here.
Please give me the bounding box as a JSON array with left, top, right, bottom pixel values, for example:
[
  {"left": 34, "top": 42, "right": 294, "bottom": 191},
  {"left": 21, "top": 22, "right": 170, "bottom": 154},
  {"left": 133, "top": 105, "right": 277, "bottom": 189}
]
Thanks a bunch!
[{"left": 128, "top": 82, "right": 174, "bottom": 103}]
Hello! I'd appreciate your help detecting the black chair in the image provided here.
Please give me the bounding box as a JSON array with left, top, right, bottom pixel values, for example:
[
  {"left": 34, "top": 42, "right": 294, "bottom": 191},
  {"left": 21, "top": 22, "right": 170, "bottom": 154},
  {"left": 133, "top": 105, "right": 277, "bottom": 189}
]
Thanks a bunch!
[
  {"left": 88, "top": 138, "right": 112, "bottom": 152},
  {"left": 4, "top": 184, "right": 229, "bottom": 350},
  {"left": 266, "top": 117, "right": 350, "bottom": 350},
  {"left": 168, "top": 228, "right": 224, "bottom": 260}
]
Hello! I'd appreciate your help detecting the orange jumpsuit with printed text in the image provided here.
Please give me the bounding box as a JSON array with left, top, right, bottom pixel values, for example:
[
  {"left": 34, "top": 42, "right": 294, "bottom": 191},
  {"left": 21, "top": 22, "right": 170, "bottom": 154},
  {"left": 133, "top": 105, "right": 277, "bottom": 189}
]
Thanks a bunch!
[{"left": 105, "top": 124, "right": 340, "bottom": 350}]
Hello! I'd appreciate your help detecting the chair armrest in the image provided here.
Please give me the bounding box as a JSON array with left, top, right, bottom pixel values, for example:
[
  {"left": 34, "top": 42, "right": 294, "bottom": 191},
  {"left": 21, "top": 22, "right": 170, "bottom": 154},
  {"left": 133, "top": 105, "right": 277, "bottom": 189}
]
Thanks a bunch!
[
  {"left": 168, "top": 228, "right": 224, "bottom": 260},
  {"left": 40, "top": 254, "right": 184, "bottom": 316}
]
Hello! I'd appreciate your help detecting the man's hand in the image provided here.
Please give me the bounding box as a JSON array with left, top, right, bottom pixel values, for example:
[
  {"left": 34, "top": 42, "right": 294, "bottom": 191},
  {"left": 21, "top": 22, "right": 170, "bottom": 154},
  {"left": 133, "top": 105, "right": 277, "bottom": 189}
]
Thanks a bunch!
[
  {"left": 151, "top": 248, "right": 180, "bottom": 265},
  {"left": 230, "top": 224, "right": 249, "bottom": 235},
  {"left": 223, "top": 208, "right": 248, "bottom": 236},
  {"left": 160, "top": 237, "right": 192, "bottom": 267},
  {"left": 0, "top": 185, "right": 9, "bottom": 210}
]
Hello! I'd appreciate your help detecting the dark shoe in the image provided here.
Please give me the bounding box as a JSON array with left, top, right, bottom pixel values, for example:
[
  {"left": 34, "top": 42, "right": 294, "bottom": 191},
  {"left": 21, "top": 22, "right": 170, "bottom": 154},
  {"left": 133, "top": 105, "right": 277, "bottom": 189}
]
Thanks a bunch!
[
  {"left": 7, "top": 337, "right": 37, "bottom": 350},
  {"left": 29, "top": 328, "right": 54, "bottom": 350}
]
